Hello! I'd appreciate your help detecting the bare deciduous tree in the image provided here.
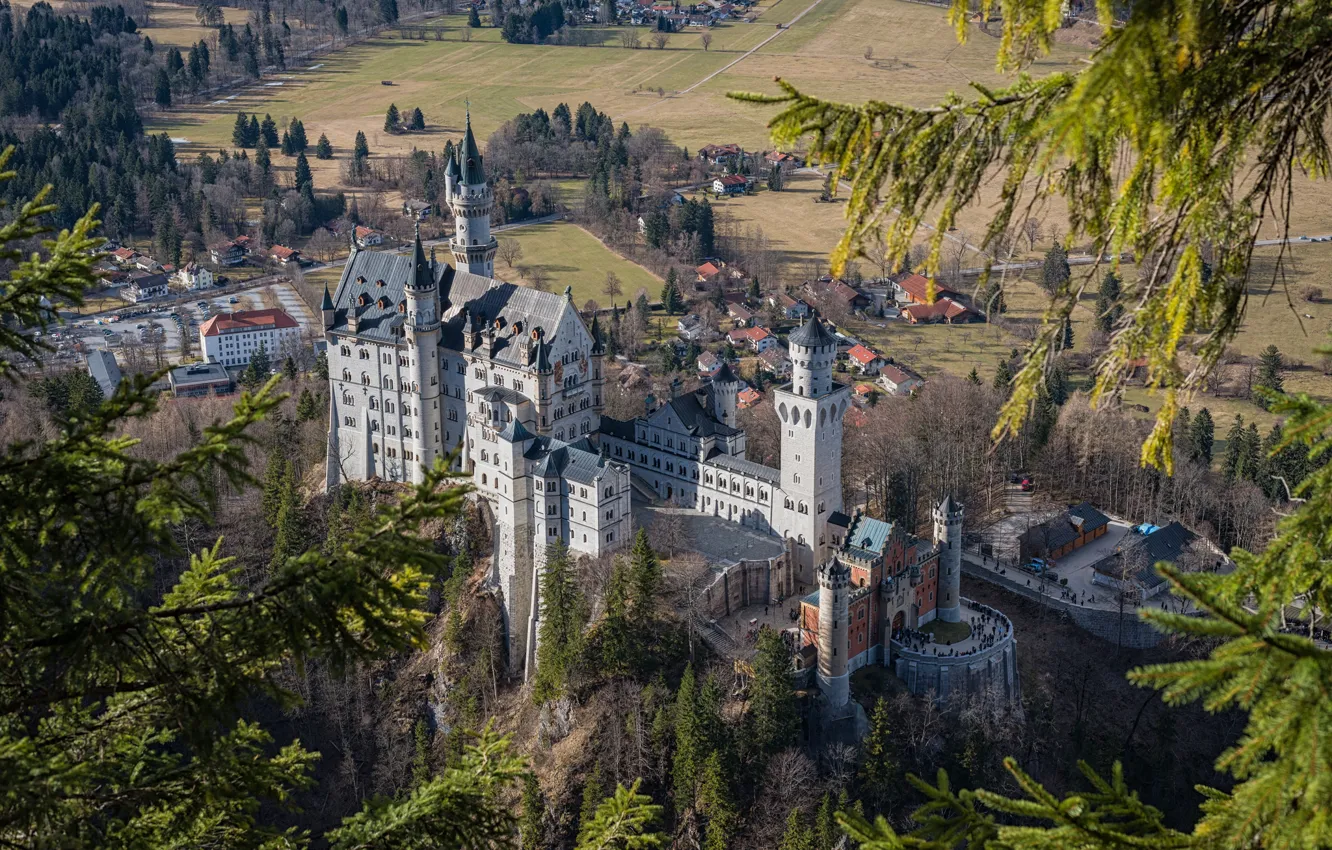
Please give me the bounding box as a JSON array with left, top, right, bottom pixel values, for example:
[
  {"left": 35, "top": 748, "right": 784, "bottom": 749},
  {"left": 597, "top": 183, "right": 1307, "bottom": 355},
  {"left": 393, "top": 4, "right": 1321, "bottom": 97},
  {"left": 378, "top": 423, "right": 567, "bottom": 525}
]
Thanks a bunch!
[
  {"left": 651, "top": 31, "right": 669, "bottom": 49},
  {"left": 700, "top": 31, "right": 712, "bottom": 50},
  {"left": 497, "top": 238, "right": 523, "bottom": 269},
  {"left": 602, "top": 270, "right": 623, "bottom": 300}
]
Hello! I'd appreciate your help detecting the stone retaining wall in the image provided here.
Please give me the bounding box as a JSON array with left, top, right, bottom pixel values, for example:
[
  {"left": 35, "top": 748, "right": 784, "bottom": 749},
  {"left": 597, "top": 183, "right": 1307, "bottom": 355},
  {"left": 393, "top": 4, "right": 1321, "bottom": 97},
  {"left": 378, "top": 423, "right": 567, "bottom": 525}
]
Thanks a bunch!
[
  {"left": 892, "top": 597, "right": 1020, "bottom": 702},
  {"left": 699, "top": 549, "right": 791, "bottom": 617},
  {"left": 962, "top": 557, "right": 1165, "bottom": 649}
]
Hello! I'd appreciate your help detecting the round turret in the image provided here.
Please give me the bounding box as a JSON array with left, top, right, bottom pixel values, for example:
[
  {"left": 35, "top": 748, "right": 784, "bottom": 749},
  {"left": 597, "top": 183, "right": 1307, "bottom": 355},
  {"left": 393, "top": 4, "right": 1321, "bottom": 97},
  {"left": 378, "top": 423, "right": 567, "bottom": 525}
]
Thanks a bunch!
[
  {"left": 932, "top": 495, "right": 964, "bottom": 623},
  {"left": 816, "top": 556, "right": 851, "bottom": 709},
  {"left": 788, "top": 313, "right": 836, "bottom": 398}
]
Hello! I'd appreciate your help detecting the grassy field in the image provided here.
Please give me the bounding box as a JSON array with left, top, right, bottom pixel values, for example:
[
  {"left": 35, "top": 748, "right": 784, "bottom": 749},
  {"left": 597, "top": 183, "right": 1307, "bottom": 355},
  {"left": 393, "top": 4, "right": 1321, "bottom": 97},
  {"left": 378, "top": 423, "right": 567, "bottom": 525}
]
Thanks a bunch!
[
  {"left": 496, "top": 222, "right": 660, "bottom": 307},
  {"left": 304, "top": 221, "right": 658, "bottom": 309}
]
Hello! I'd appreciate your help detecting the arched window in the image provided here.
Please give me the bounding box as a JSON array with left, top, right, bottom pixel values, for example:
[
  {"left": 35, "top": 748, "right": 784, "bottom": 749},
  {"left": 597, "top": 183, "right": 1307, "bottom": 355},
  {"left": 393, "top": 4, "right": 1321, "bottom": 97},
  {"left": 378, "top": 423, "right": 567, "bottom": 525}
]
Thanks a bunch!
[
  {"left": 361, "top": 372, "right": 370, "bottom": 385},
  {"left": 369, "top": 397, "right": 379, "bottom": 410},
  {"left": 342, "top": 369, "right": 352, "bottom": 381}
]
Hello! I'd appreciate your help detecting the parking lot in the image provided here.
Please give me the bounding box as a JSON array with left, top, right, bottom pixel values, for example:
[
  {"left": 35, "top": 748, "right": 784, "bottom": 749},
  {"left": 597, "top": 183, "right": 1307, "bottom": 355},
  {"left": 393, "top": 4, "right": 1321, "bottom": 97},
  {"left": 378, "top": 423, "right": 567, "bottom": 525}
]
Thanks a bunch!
[{"left": 44, "top": 282, "right": 320, "bottom": 367}]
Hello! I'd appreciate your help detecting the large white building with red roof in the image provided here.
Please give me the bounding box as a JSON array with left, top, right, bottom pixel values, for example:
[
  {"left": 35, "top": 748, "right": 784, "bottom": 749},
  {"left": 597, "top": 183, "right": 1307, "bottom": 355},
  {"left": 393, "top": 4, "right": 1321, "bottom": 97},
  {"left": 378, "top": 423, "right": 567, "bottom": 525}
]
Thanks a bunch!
[{"left": 199, "top": 308, "right": 301, "bottom": 367}]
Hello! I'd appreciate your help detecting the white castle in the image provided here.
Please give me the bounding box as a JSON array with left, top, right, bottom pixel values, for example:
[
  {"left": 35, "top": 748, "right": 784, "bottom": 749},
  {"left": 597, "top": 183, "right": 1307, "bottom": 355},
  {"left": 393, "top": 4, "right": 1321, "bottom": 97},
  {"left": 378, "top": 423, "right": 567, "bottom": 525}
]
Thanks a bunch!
[{"left": 322, "top": 116, "right": 1015, "bottom": 699}]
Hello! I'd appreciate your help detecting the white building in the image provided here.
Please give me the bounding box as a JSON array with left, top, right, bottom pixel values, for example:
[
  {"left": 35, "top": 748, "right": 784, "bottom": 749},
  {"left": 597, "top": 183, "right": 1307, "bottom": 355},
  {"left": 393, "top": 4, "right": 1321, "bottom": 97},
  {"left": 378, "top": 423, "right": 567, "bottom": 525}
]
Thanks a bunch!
[
  {"left": 324, "top": 114, "right": 627, "bottom": 677},
  {"left": 200, "top": 308, "right": 301, "bottom": 367},
  {"left": 124, "top": 271, "right": 169, "bottom": 303},
  {"left": 601, "top": 314, "right": 850, "bottom": 573},
  {"left": 176, "top": 262, "right": 215, "bottom": 290}
]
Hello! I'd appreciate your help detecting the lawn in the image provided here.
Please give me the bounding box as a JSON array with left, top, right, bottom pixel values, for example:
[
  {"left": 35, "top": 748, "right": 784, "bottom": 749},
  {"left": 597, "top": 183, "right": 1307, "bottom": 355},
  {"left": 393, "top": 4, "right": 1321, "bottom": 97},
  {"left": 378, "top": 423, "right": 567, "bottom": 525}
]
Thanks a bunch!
[
  {"left": 139, "top": 1, "right": 254, "bottom": 48},
  {"left": 496, "top": 222, "right": 660, "bottom": 308}
]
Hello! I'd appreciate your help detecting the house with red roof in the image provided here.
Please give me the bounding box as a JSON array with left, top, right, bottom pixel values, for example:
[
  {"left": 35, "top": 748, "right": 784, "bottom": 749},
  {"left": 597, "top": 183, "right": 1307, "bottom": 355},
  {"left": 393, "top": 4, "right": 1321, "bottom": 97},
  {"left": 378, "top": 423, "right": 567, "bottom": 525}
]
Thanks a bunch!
[
  {"left": 713, "top": 174, "right": 751, "bottom": 196},
  {"left": 354, "top": 225, "right": 383, "bottom": 248},
  {"left": 727, "top": 325, "right": 776, "bottom": 353},
  {"left": 268, "top": 244, "right": 302, "bottom": 265},
  {"left": 698, "top": 143, "right": 743, "bottom": 167},
  {"left": 900, "top": 297, "right": 975, "bottom": 325},
  {"left": 727, "top": 301, "right": 756, "bottom": 327},
  {"left": 696, "top": 261, "right": 722, "bottom": 282},
  {"left": 878, "top": 364, "right": 923, "bottom": 396},
  {"left": 894, "top": 273, "right": 960, "bottom": 306},
  {"left": 737, "top": 387, "right": 763, "bottom": 408},
  {"left": 111, "top": 246, "right": 139, "bottom": 265},
  {"left": 199, "top": 308, "right": 301, "bottom": 368},
  {"left": 846, "top": 343, "right": 886, "bottom": 375}
]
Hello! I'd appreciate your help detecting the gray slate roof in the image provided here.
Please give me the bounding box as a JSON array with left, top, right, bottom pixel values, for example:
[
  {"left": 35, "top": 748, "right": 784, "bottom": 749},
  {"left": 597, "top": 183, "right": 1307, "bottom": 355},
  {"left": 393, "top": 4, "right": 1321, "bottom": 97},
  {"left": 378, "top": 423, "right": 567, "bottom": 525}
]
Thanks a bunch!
[
  {"left": 86, "top": 350, "right": 122, "bottom": 398},
  {"left": 788, "top": 314, "right": 837, "bottom": 348},
  {"left": 526, "top": 435, "right": 616, "bottom": 484},
  {"left": 330, "top": 248, "right": 579, "bottom": 370},
  {"left": 655, "top": 387, "right": 739, "bottom": 438},
  {"left": 709, "top": 452, "right": 779, "bottom": 484}
]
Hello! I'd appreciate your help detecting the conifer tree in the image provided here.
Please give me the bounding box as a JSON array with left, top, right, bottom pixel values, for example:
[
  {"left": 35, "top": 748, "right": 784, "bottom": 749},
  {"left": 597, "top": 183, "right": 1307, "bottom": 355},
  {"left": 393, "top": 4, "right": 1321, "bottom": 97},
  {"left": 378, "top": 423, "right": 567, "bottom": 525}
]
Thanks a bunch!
[
  {"left": 294, "top": 151, "right": 313, "bottom": 192},
  {"left": 254, "top": 138, "right": 271, "bottom": 177},
  {"left": 385, "top": 103, "right": 401, "bottom": 133},
  {"left": 746, "top": 627, "right": 798, "bottom": 761},
  {"left": 696, "top": 751, "right": 736, "bottom": 850},
  {"left": 469, "top": 5, "right": 481, "bottom": 25},
  {"left": 672, "top": 663, "right": 703, "bottom": 809},
  {"left": 260, "top": 113, "right": 278, "bottom": 146},
  {"left": 297, "top": 387, "right": 318, "bottom": 420},
  {"left": 579, "top": 761, "right": 605, "bottom": 833},
  {"left": 519, "top": 773, "right": 544, "bottom": 850},
  {"left": 281, "top": 128, "right": 294, "bottom": 155},
  {"left": 411, "top": 718, "right": 431, "bottom": 787},
  {"left": 1040, "top": 243, "right": 1069, "bottom": 295},
  {"left": 270, "top": 460, "right": 305, "bottom": 568},
  {"left": 575, "top": 780, "right": 666, "bottom": 850},
  {"left": 1255, "top": 343, "right": 1284, "bottom": 409},
  {"left": 410, "top": 107, "right": 426, "bottom": 131},
  {"left": 815, "top": 792, "right": 836, "bottom": 850},
  {"left": 858, "top": 697, "right": 899, "bottom": 813},
  {"left": 248, "top": 113, "right": 261, "bottom": 146},
  {"left": 1221, "top": 414, "right": 1247, "bottom": 481},
  {"left": 289, "top": 117, "right": 307, "bottom": 151},
  {"left": 1189, "top": 408, "right": 1215, "bottom": 465},
  {"left": 1095, "top": 270, "right": 1123, "bottom": 332},
  {"left": 779, "top": 808, "right": 814, "bottom": 850},
  {"left": 967, "top": 366, "right": 980, "bottom": 385},
  {"left": 354, "top": 130, "right": 370, "bottom": 160},
  {"left": 628, "top": 528, "right": 661, "bottom": 617},
  {"left": 232, "top": 112, "right": 251, "bottom": 147},
  {"left": 661, "top": 268, "right": 683, "bottom": 315},
  {"left": 598, "top": 557, "right": 634, "bottom": 677},
  {"left": 993, "top": 358, "right": 1012, "bottom": 393},
  {"left": 154, "top": 68, "right": 172, "bottom": 107},
  {"left": 532, "top": 540, "right": 586, "bottom": 703},
  {"left": 316, "top": 133, "right": 333, "bottom": 159},
  {"left": 261, "top": 444, "right": 286, "bottom": 526},
  {"left": 1242, "top": 421, "right": 1262, "bottom": 482}
]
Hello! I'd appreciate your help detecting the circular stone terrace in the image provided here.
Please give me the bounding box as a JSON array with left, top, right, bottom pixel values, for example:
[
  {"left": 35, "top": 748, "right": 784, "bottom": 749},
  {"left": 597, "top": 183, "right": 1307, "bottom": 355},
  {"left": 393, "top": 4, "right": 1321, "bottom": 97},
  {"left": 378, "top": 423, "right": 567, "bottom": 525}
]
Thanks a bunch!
[{"left": 890, "top": 598, "right": 1014, "bottom": 662}]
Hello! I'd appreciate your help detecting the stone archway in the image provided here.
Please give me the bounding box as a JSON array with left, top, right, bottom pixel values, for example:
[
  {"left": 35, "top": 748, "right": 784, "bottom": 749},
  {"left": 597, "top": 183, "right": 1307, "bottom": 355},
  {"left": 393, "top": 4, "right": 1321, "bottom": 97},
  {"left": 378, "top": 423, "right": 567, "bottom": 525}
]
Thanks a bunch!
[{"left": 892, "top": 610, "right": 905, "bottom": 634}]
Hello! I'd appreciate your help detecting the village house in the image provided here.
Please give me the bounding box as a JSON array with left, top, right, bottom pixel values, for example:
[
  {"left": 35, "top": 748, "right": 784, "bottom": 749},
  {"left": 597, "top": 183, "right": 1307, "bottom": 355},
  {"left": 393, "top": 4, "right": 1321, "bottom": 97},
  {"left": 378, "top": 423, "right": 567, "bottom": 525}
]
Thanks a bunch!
[
  {"left": 696, "top": 261, "right": 723, "bottom": 283},
  {"left": 176, "top": 262, "right": 215, "bottom": 290},
  {"left": 765, "top": 150, "right": 801, "bottom": 171},
  {"left": 807, "top": 276, "right": 870, "bottom": 311},
  {"left": 713, "top": 174, "right": 750, "bottom": 196},
  {"left": 124, "top": 271, "right": 169, "bottom": 303},
  {"left": 402, "top": 198, "right": 432, "bottom": 218},
  {"left": 677, "top": 313, "right": 711, "bottom": 343},
  {"left": 697, "top": 349, "right": 724, "bottom": 378},
  {"left": 1091, "top": 521, "right": 1197, "bottom": 599},
  {"left": 134, "top": 255, "right": 161, "bottom": 272},
  {"left": 893, "top": 273, "right": 960, "bottom": 306},
  {"left": 853, "top": 383, "right": 876, "bottom": 404},
  {"left": 1018, "top": 502, "right": 1111, "bottom": 564},
  {"left": 268, "top": 245, "right": 302, "bottom": 266},
  {"left": 728, "top": 325, "right": 776, "bottom": 353},
  {"left": 697, "top": 143, "right": 743, "bottom": 168},
  {"left": 168, "top": 362, "right": 235, "bottom": 398},
  {"left": 901, "top": 298, "right": 975, "bottom": 325},
  {"left": 737, "top": 386, "right": 762, "bottom": 408},
  {"left": 354, "top": 225, "right": 384, "bottom": 248},
  {"left": 846, "top": 344, "right": 886, "bottom": 375},
  {"left": 727, "top": 302, "right": 756, "bottom": 327},
  {"left": 878, "top": 364, "right": 923, "bottom": 396},
  {"left": 210, "top": 239, "right": 247, "bottom": 267},
  {"left": 768, "top": 292, "right": 810, "bottom": 320},
  {"left": 111, "top": 246, "right": 139, "bottom": 265},
  {"left": 757, "top": 344, "right": 791, "bottom": 378}
]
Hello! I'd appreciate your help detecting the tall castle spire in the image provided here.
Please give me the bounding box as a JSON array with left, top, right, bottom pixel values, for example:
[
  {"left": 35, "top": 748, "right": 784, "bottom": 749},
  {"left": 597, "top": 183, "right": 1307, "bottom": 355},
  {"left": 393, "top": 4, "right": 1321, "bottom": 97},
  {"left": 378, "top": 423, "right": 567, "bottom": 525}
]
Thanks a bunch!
[{"left": 448, "top": 109, "right": 497, "bottom": 278}]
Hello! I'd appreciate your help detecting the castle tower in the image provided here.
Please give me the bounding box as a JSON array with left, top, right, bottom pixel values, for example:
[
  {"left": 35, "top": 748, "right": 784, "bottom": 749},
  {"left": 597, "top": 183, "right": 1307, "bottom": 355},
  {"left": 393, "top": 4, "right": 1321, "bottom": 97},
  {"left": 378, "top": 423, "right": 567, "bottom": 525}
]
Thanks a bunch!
[
  {"left": 774, "top": 313, "right": 851, "bottom": 572},
  {"left": 448, "top": 110, "right": 497, "bottom": 278},
  {"left": 932, "top": 495, "right": 963, "bottom": 623},
  {"left": 711, "top": 361, "right": 741, "bottom": 426},
  {"left": 404, "top": 222, "right": 444, "bottom": 480},
  {"left": 816, "top": 556, "right": 851, "bottom": 709}
]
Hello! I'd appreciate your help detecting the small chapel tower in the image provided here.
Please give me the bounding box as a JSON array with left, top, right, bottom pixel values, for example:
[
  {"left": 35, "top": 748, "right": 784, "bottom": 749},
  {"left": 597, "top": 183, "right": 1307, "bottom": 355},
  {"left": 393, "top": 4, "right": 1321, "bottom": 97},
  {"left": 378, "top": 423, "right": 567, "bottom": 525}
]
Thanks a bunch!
[
  {"left": 447, "top": 109, "right": 497, "bottom": 278},
  {"left": 816, "top": 556, "right": 851, "bottom": 710}
]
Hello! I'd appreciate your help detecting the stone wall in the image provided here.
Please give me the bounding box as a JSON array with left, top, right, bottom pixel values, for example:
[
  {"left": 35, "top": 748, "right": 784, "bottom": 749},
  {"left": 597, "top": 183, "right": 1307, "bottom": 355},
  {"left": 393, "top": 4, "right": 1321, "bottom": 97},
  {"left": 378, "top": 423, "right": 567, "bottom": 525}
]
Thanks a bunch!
[
  {"left": 962, "top": 556, "right": 1165, "bottom": 649},
  {"left": 892, "top": 598, "right": 1019, "bottom": 702},
  {"left": 699, "top": 550, "right": 791, "bottom": 618}
]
